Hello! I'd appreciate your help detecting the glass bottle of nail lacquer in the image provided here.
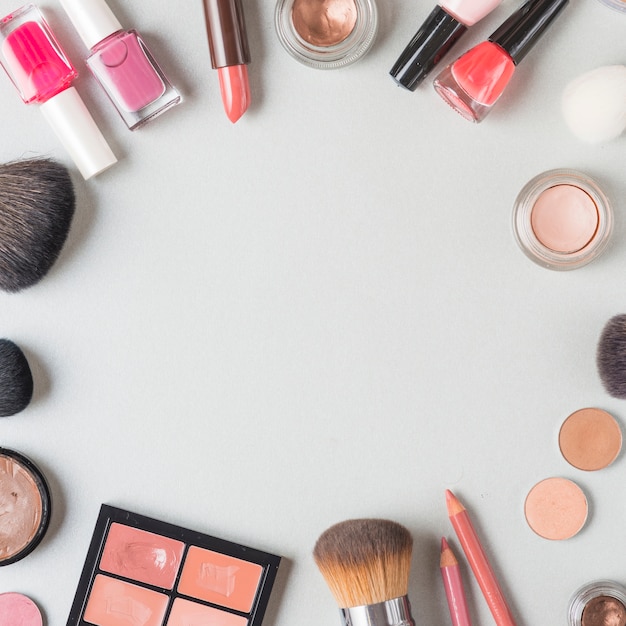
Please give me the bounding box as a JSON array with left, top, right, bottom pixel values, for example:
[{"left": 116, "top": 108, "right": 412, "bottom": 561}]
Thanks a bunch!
[
  {"left": 58, "top": 0, "right": 180, "bottom": 130},
  {"left": 275, "top": 0, "right": 378, "bottom": 69}
]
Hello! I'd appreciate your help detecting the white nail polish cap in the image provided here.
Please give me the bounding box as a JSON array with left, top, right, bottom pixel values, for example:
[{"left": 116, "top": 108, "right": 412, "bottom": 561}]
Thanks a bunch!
[
  {"left": 40, "top": 87, "right": 117, "bottom": 179},
  {"left": 58, "top": 0, "right": 123, "bottom": 50}
]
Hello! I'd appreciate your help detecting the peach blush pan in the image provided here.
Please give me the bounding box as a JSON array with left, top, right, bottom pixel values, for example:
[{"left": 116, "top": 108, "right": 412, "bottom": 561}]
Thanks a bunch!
[
  {"left": 67, "top": 505, "right": 281, "bottom": 626},
  {"left": 559, "top": 408, "right": 622, "bottom": 471},
  {"left": 524, "top": 477, "right": 588, "bottom": 540},
  {"left": 512, "top": 169, "right": 613, "bottom": 270}
]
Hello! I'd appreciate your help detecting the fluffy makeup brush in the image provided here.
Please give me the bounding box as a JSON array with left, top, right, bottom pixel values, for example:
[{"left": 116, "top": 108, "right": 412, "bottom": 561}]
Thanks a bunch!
[
  {"left": 313, "top": 519, "right": 415, "bottom": 626},
  {"left": 0, "top": 339, "right": 34, "bottom": 416},
  {"left": 597, "top": 314, "right": 626, "bottom": 399},
  {"left": 0, "top": 158, "right": 75, "bottom": 292}
]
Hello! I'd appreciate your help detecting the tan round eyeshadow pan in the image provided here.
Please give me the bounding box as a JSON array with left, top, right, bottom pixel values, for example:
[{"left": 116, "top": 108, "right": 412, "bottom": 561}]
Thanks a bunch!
[{"left": 559, "top": 407, "right": 622, "bottom": 471}]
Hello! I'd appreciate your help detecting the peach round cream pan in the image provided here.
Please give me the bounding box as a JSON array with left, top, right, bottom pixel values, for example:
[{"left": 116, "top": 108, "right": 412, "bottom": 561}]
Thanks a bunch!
[
  {"left": 559, "top": 408, "right": 622, "bottom": 471},
  {"left": 512, "top": 169, "right": 613, "bottom": 270},
  {"left": 67, "top": 504, "right": 281, "bottom": 626},
  {"left": 0, "top": 447, "right": 51, "bottom": 566},
  {"left": 524, "top": 477, "right": 588, "bottom": 540}
]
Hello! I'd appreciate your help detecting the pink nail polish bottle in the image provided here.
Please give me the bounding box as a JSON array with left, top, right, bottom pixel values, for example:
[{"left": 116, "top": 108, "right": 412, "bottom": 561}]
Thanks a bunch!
[
  {"left": 0, "top": 3, "right": 117, "bottom": 179},
  {"left": 58, "top": 0, "right": 181, "bottom": 130}
]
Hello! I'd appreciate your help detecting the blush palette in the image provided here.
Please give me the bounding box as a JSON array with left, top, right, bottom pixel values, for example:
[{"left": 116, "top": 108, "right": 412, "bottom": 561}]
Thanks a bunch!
[{"left": 67, "top": 505, "right": 281, "bottom": 626}]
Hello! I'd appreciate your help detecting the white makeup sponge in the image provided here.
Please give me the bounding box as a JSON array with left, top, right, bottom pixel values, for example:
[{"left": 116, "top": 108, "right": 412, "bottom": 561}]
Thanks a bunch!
[{"left": 562, "top": 65, "right": 626, "bottom": 143}]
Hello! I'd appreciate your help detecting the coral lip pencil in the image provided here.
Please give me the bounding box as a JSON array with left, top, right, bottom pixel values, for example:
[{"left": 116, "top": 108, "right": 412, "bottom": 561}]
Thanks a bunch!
[
  {"left": 440, "top": 537, "right": 473, "bottom": 626},
  {"left": 202, "top": 0, "right": 251, "bottom": 123},
  {"left": 445, "top": 490, "right": 517, "bottom": 626}
]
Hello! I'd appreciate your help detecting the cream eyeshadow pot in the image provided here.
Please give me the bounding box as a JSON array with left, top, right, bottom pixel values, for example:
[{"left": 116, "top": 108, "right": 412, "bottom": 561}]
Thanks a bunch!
[
  {"left": 0, "top": 447, "right": 51, "bottom": 566},
  {"left": 275, "top": 0, "right": 378, "bottom": 68},
  {"left": 67, "top": 505, "right": 281, "bottom": 626},
  {"left": 512, "top": 169, "right": 613, "bottom": 270},
  {"left": 568, "top": 581, "right": 626, "bottom": 626}
]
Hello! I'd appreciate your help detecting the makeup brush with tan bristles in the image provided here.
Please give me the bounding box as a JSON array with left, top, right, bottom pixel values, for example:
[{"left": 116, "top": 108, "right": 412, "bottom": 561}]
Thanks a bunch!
[{"left": 313, "top": 519, "right": 415, "bottom": 626}]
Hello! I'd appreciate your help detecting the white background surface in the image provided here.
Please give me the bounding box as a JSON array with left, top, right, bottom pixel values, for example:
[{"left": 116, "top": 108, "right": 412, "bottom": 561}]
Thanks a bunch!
[{"left": 0, "top": 0, "right": 624, "bottom": 624}]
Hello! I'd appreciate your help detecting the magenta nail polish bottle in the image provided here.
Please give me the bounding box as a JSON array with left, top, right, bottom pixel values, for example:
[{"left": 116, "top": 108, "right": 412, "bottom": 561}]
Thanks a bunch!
[{"left": 0, "top": 3, "right": 117, "bottom": 178}]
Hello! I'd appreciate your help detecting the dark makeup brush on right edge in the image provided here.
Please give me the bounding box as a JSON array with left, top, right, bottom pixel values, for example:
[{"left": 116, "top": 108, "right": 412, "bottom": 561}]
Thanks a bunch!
[
  {"left": 0, "top": 158, "right": 75, "bottom": 292},
  {"left": 313, "top": 518, "right": 415, "bottom": 626},
  {"left": 597, "top": 314, "right": 626, "bottom": 399},
  {"left": 0, "top": 339, "right": 33, "bottom": 417}
]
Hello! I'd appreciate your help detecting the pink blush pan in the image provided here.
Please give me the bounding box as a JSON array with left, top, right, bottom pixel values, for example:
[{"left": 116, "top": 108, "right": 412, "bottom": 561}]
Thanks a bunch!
[{"left": 0, "top": 593, "right": 43, "bottom": 626}]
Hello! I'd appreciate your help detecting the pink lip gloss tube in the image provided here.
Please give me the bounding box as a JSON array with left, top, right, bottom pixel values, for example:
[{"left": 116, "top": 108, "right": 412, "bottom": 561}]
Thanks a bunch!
[
  {"left": 0, "top": 3, "right": 117, "bottom": 179},
  {"left": 58, "top": 0, "right": 181, "bottom": 130}
]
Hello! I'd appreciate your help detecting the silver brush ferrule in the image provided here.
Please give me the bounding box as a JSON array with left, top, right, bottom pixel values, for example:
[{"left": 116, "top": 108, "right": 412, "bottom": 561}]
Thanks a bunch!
[{"left": 340, "top": 596, "right": 415, "bottom": 626}]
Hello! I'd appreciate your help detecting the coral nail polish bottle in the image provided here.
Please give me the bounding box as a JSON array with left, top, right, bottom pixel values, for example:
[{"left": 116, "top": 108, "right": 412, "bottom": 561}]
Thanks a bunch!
[
  {"left": 58, "top": 0, "right": 181, "bottom": 130},
  {"left": 433, "top": 0, "right": 569, "bottom": 122},
  {"left": 0, "top": 3, "right": 117, "bottom": 178}
]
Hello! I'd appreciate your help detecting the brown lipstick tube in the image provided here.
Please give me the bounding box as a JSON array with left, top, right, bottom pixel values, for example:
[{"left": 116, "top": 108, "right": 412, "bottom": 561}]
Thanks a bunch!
[{"left": 202, "top": 0, "right": 251, "bottom": 68}]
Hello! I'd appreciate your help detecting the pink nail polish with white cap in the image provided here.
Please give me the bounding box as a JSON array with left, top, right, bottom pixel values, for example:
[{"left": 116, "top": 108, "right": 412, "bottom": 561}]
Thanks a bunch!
[{"left": 58, "top": 0, "right": 181, "bottom": 130}]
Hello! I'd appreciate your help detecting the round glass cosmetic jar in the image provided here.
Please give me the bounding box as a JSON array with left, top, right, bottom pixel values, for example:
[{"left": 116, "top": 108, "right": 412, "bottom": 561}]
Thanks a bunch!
[
  {"left": 512, "top": 169, "right": 613, "bottom": 270},
  {"left": 568, "top": 580, "right": 626, "bottom": 626},
  {"left": 275, "top": 0, "right": 378, "bottom": 69},
  {"left": 0, "top": 447, "right": 51, "bottom": 566}
]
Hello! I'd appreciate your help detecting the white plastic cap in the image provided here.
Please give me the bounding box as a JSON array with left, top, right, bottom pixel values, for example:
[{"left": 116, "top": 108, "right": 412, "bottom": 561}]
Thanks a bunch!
[
  {"left": 58, "top": 0, "right": 122, "bottom": 50},
  {"left": 40, "top": 87, "right": 117, "bottom": 179}
]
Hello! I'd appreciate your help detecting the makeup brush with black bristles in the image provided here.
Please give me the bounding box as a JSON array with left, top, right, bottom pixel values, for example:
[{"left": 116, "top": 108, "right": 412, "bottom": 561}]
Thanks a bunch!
[
  {"left": 597, "top": 314, "right": 626, "bottom": 399},
  {"left": 0, "top": 338, "right": 34, "bottom": 416},
  {"left": 313, "top": 519, "right": 415, "bottom": 626},
  {"left": 0, "top": 157, "right": 75, "bottom": 292}
]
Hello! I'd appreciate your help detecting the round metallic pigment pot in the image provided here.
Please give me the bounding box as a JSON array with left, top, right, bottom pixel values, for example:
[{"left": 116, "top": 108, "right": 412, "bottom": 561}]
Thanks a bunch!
[
  {"left": 275, "top": 0, "right": 378, "bottom": 68},
  {"left": 512, "top": 169, "right": 613, "bottom": 270},
  {"left": 0, "top": 447, "right": 51, "bottom": 566},
  {"left": 568, "top": 581, "right": 626, "bottom": 626}
]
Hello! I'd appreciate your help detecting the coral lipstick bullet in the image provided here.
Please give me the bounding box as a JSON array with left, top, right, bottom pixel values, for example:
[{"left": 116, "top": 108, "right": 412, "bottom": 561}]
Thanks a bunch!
[{"left": 203, "top": 0, "right": 251, "bottom": 123}]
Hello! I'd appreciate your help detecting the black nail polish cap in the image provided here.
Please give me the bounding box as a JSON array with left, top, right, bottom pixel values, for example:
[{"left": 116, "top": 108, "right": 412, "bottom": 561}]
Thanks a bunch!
[
  {"left": 390, "top": 5, "right": 467, "bottom": 91},
  {"left": 489, "top": 0, "right": 569, "bottom": 65}
]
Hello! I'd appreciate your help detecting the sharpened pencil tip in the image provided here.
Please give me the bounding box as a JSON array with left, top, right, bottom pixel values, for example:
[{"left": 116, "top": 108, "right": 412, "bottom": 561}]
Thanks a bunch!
[{"left": 445, "top": 490, "right": 465, "bottom": 516}]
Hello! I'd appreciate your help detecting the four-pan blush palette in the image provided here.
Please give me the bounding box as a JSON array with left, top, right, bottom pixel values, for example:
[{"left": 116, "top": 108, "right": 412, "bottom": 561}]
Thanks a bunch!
[{"left": 67, "top": 505, "right": 281, "bottom": 626}]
